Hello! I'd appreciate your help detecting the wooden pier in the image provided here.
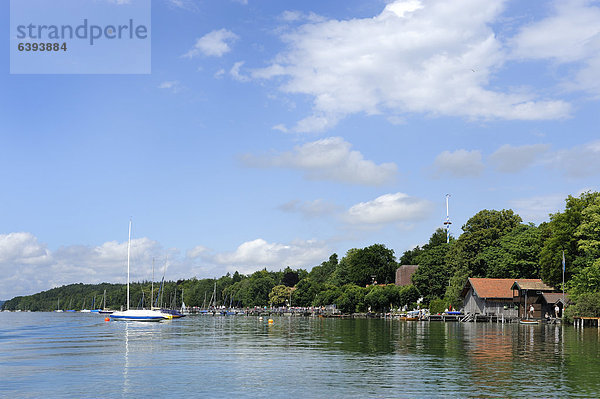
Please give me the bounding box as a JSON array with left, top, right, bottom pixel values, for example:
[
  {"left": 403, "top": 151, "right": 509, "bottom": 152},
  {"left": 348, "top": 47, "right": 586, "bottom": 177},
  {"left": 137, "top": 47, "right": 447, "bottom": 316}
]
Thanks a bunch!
[{"left": 573, "top": 317, "right": 600, "bottom": 328}]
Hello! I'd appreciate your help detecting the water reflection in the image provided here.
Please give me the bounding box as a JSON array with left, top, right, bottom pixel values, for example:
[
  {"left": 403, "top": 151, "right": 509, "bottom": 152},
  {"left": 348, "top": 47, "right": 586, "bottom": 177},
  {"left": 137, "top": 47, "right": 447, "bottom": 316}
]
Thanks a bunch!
[{"left": 2, "top": 313, "right": 600, "bottom": 398}]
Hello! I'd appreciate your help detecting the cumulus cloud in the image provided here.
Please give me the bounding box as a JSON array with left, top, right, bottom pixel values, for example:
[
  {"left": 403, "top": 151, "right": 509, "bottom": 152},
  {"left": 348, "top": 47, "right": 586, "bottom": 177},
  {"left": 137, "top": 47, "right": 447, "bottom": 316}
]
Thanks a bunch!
[
  {"left": 345, "top": 193, "right": 433, "bottom": 225},
  {"left": 183, "top": 29, "right": 238, "bottom": 58},
  {"left": 0, "top": 232, "right": 332, "bottom": 299},
  {"left": 489, "top": 143, "right": 550, "bottom": 173},
  {"left": 241, "top": 137, "right": 397, "bottom": 185},
  {"left": 278, "top": 199, "right": 339, "bottom": 218},
  {"left": 186, "top": 245, "right": 209, "bottom": 259},
  {"left": 433, "top": 149, "right": 484, "bottom": 178},
  {"left": 509, "top": 194, "right": 566, "bottom": 223},
  {"left": 0, "top": 233, "right": 51, "bottom": 265},
  {"left": 510, "top": 0, "right": 600, "bottom": 95},
  {"left": 212, "top": 238, "right": 330, "bottom": 274},
  {"left": 251, "top": 0, "right": 571, "bottom": 132},
  {"left": 0, "top": 233, "right": 166, "bottom": 300},
  {"left": 547, "top": 140, "right": 600, "bottom": 177}
]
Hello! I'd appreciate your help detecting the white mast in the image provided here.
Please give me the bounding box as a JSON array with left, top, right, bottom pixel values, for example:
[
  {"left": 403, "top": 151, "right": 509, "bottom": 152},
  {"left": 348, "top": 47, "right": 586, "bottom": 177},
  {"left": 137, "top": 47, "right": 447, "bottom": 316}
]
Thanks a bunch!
[
  {"left": 127, "top": 219, "right": 131, "bottom": 311},
  {"left": 151, "top": 257, "right": 155, "bottom": 309},
  {"left": 443, "top": 194, "right": 452, "bottom": 244}
]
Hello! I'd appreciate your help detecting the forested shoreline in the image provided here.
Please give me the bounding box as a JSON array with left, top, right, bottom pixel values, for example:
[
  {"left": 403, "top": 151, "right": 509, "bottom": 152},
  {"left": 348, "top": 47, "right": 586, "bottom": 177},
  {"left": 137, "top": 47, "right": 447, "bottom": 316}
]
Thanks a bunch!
[{"left": 4, "top": 191, "right": 600, "bottom": 319}]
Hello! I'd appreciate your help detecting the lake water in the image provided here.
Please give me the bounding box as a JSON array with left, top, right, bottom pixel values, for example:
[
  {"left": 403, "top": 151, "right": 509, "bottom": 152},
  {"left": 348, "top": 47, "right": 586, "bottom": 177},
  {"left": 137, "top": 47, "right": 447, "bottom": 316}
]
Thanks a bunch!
[{"left": 1, "top": 313, "right": 599, "bottom": 398}]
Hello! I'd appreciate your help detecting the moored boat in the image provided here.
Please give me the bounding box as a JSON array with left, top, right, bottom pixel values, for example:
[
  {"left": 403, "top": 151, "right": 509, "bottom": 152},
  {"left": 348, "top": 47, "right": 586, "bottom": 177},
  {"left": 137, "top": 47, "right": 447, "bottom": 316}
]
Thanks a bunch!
[
  {"left": 110, "top": 220, "right": 163, "bottom": 322},
  {"left": 110, "top": 308, "right": 164, "bottom": 321},
  {"left": 519, "top": 319, "right": 539, "bottom": 325}
]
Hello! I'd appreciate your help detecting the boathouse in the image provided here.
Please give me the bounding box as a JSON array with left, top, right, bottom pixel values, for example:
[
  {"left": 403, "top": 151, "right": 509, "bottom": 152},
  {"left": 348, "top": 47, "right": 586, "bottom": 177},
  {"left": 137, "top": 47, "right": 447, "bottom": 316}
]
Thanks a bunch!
[
  {"left": 461, "top": 278, "right": 521, "bottom": 317},
  {"left": 510, "top": 280, "right": 558, "bottom": 319},
  {"left": 540, "top": 293, "right": 570, "bottom": 318}
]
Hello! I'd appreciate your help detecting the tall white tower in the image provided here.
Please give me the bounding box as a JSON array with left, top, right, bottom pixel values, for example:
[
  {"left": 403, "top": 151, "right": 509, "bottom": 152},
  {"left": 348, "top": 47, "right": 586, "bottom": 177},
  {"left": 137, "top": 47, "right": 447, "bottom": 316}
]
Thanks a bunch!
[{"left": 443, "top": 194, "right": 452, "bottom": 243}]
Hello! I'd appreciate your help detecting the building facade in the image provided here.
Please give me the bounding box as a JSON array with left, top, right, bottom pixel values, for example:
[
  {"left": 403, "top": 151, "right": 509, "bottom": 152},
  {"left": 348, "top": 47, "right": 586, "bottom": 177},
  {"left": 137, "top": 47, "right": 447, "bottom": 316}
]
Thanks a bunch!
[{"left": 395, "top": 265, "right": 418, "bottom": 286}]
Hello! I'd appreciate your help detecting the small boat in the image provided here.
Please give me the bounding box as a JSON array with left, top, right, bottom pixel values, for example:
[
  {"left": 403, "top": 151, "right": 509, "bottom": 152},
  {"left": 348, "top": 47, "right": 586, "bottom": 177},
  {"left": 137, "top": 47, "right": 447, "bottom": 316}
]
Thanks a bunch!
[
  {"left": 80, "top": 298, "right": 91, "bottom": 313},
  {"left": 153, "top": 308, "right": 185, "bottom": 319},
  {"left": 54, "top": 299, "right": 63, "bottom": 313},
  {"left": 519, "top": 319, "right": 539, "bottom": 325},
  {"left": 110, "top": 308, "right": 164, "bottom": 321}
]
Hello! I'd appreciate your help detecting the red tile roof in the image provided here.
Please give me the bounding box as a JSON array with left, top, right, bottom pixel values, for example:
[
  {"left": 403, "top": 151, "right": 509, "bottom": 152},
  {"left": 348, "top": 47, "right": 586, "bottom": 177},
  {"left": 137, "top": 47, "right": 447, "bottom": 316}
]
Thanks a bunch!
[{"left": 462, "top": 278, "right": 552, "bottom": 299}]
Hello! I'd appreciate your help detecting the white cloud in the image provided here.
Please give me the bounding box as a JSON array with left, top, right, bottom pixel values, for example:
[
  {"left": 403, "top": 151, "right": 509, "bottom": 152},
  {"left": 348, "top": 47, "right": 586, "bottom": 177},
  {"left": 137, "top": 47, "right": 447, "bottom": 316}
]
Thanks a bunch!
[
  {"left": 272, "top": 124, "right": 288, "bottom": 133},
  {"left": 510, "top": 0, "right": 600, "bottom": 95},
  {"left": 214, "top": 68, "right": 226, "bottom": 79},
  {"left": 278, "top": 199, "right": 339, "bottom": 218},
  {"left": 0, "top": 232, "right": 330, "bottom": 299},
  {"left": 166, "top": 0, "right": 198, "bottom": 10},
  {"left": 158, "top": 80, "right": 184, "bottom": 93},
  {"left": 213, "top": 238, "right": 330, "bottom": 274},
  {"left": 183, "top": 29, "right": 238, "bottom": 58},
  {"left": 0, "top": 233, "right": 51, "bottom": 265},
  {"left": 252, "top": 0, "right": 571, "bottom": 132},
  {"left": 186, "top": 245, "right": 208, "bottom": 259},
  {"left": 345, "top": 192, "right": 433, "bottom": 225},
  {"left": 433, "top": 149, "right": 484, "bottom": 178},
  {"left": 547, "top": 140, "right": 600, "bottom": 177},
  {"left": 510, "top": 194, "right": 566, "bottom": 223},
  {"left": 0, "top": 233, "right": 166, "bottom": 300},
  {"left": 241, "top": 137, "right": 397, "bottom": 185},
  {"left": 489, "top": 143, "right": 550, "bottom": 173},
  {"left": 230, "top": 61, "right": 250, "bottom": 82},
  {"left": 279, "top": 10, "right": 325, "bottom": 23}
]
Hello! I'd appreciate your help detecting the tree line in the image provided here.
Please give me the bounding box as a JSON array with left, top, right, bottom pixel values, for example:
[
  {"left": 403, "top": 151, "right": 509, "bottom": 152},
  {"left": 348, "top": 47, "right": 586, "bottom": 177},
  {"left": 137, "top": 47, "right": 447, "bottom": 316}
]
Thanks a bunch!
[{"left": 3, "top": 191, "right": 600, "bottom": 317}]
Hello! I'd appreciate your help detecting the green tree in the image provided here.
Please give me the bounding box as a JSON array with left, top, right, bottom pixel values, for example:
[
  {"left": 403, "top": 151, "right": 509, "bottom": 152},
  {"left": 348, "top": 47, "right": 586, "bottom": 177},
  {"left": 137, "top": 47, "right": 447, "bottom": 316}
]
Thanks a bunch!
[
  {"left": 398, "top": 285, "right": 420, "bottom": 308},
  {"left": 568, "top": 259, "right": 600, "bottom": 299},
  {"left": 335, "top": 244, "right": 397, "bottom": 287},
  {"left": 540, "top": 192, "right": 600, "bottom": 287},
  {"left": 281, "top": 267, "right": 300, "bottom": 287},
  {"left": 575, "top": 195, "right": 600, "bottom": 259},
  {"left": 314, "top": 284, "right": 342, "bottom": 307},
  {"left": 444, "top": 209, "right": 523, "bottom": 306},
  {"left": 399, "top": 246, "right": 422, "bottom": 265},
  {"left": 411, "top": 228, "right": 454, "bottom": 303},
  {"left": 483, "top": 224, "right": 542, "bottom": 279},
  {"left": 292, "top": 278, "right": 322, "bottom": 307},
  {"left": 269, "top": 285, "right": 293, "bottom": 306},
  {"left": 336, "top": 284, "right": 367, "bottom": 313},
  {"left": 309, "top": 254, "right": 339, "bottom": 284}
]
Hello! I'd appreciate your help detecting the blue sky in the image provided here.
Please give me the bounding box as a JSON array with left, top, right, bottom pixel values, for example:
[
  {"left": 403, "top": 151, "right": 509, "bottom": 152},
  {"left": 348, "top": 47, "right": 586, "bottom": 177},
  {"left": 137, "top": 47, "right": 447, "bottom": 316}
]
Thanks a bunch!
[{"left": 1, "top": 0, "right": 600, "bottom": 299}]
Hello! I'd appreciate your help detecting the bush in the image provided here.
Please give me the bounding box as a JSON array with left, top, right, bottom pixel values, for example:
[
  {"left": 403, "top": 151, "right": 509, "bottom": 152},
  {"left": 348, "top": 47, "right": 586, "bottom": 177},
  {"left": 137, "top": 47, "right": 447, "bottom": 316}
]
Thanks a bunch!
[
  {"left": 563, "top": 292, "right": 600, "bottom": 324},
  {"left": 429, "top": 298, "right": 447, "bottom": 314}
]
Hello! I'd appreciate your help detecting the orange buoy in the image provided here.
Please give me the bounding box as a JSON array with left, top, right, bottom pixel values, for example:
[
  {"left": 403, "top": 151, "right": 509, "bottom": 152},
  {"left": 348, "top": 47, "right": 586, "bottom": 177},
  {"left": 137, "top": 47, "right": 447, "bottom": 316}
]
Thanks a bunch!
[
  {"left": 105, "top": 317, "right": 110, "bottom": 322},
  {"left": 268, "top": 319, "right": 274, "bottom": 324}
]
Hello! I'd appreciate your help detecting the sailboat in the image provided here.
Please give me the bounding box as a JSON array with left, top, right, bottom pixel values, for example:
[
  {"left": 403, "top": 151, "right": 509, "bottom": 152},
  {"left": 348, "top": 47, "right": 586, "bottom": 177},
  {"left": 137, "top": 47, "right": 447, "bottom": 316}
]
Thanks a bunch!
[
  {"left": 80, "top": 298, "right": 91, "bottom": 313},
  {"left": 54, "top": 298, "right": 63, "bottom": 313},
  {"left": 90, "top": 296, "right": 100, "bottom": 313},
  {"left": 99, "top": 289, "right": 113, "bottom": 314},
  {"left": 110, "top": 220, "right": 164, "bottom": 322}
]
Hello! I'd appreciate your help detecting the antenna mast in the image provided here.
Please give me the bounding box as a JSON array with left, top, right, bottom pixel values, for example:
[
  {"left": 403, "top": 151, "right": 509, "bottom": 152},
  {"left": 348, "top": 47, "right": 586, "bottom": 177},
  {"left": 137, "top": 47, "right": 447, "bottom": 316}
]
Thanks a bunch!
[{"left": 443, "top": 194, "right": 452, "bottom": 243}]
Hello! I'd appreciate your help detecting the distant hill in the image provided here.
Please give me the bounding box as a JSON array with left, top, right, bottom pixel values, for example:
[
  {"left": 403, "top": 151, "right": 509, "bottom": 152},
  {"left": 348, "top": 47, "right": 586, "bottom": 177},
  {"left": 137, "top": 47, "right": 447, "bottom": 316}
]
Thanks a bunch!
[{"left": 0, "top": 300, "right": 5, "bottom": 308}]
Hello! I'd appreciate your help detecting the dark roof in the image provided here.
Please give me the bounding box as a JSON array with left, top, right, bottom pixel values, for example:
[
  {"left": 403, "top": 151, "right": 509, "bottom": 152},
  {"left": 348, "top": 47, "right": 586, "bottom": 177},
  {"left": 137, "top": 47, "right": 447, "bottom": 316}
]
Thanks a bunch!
[
  {"left": 461, "top": 278, "right": 553, "bottom": 300},
  {"left": 511, "top": 280, "right": 554, "bottom": 291},
  {"left": 541, "top": 292, "right": 570, "bottom": 305}
]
